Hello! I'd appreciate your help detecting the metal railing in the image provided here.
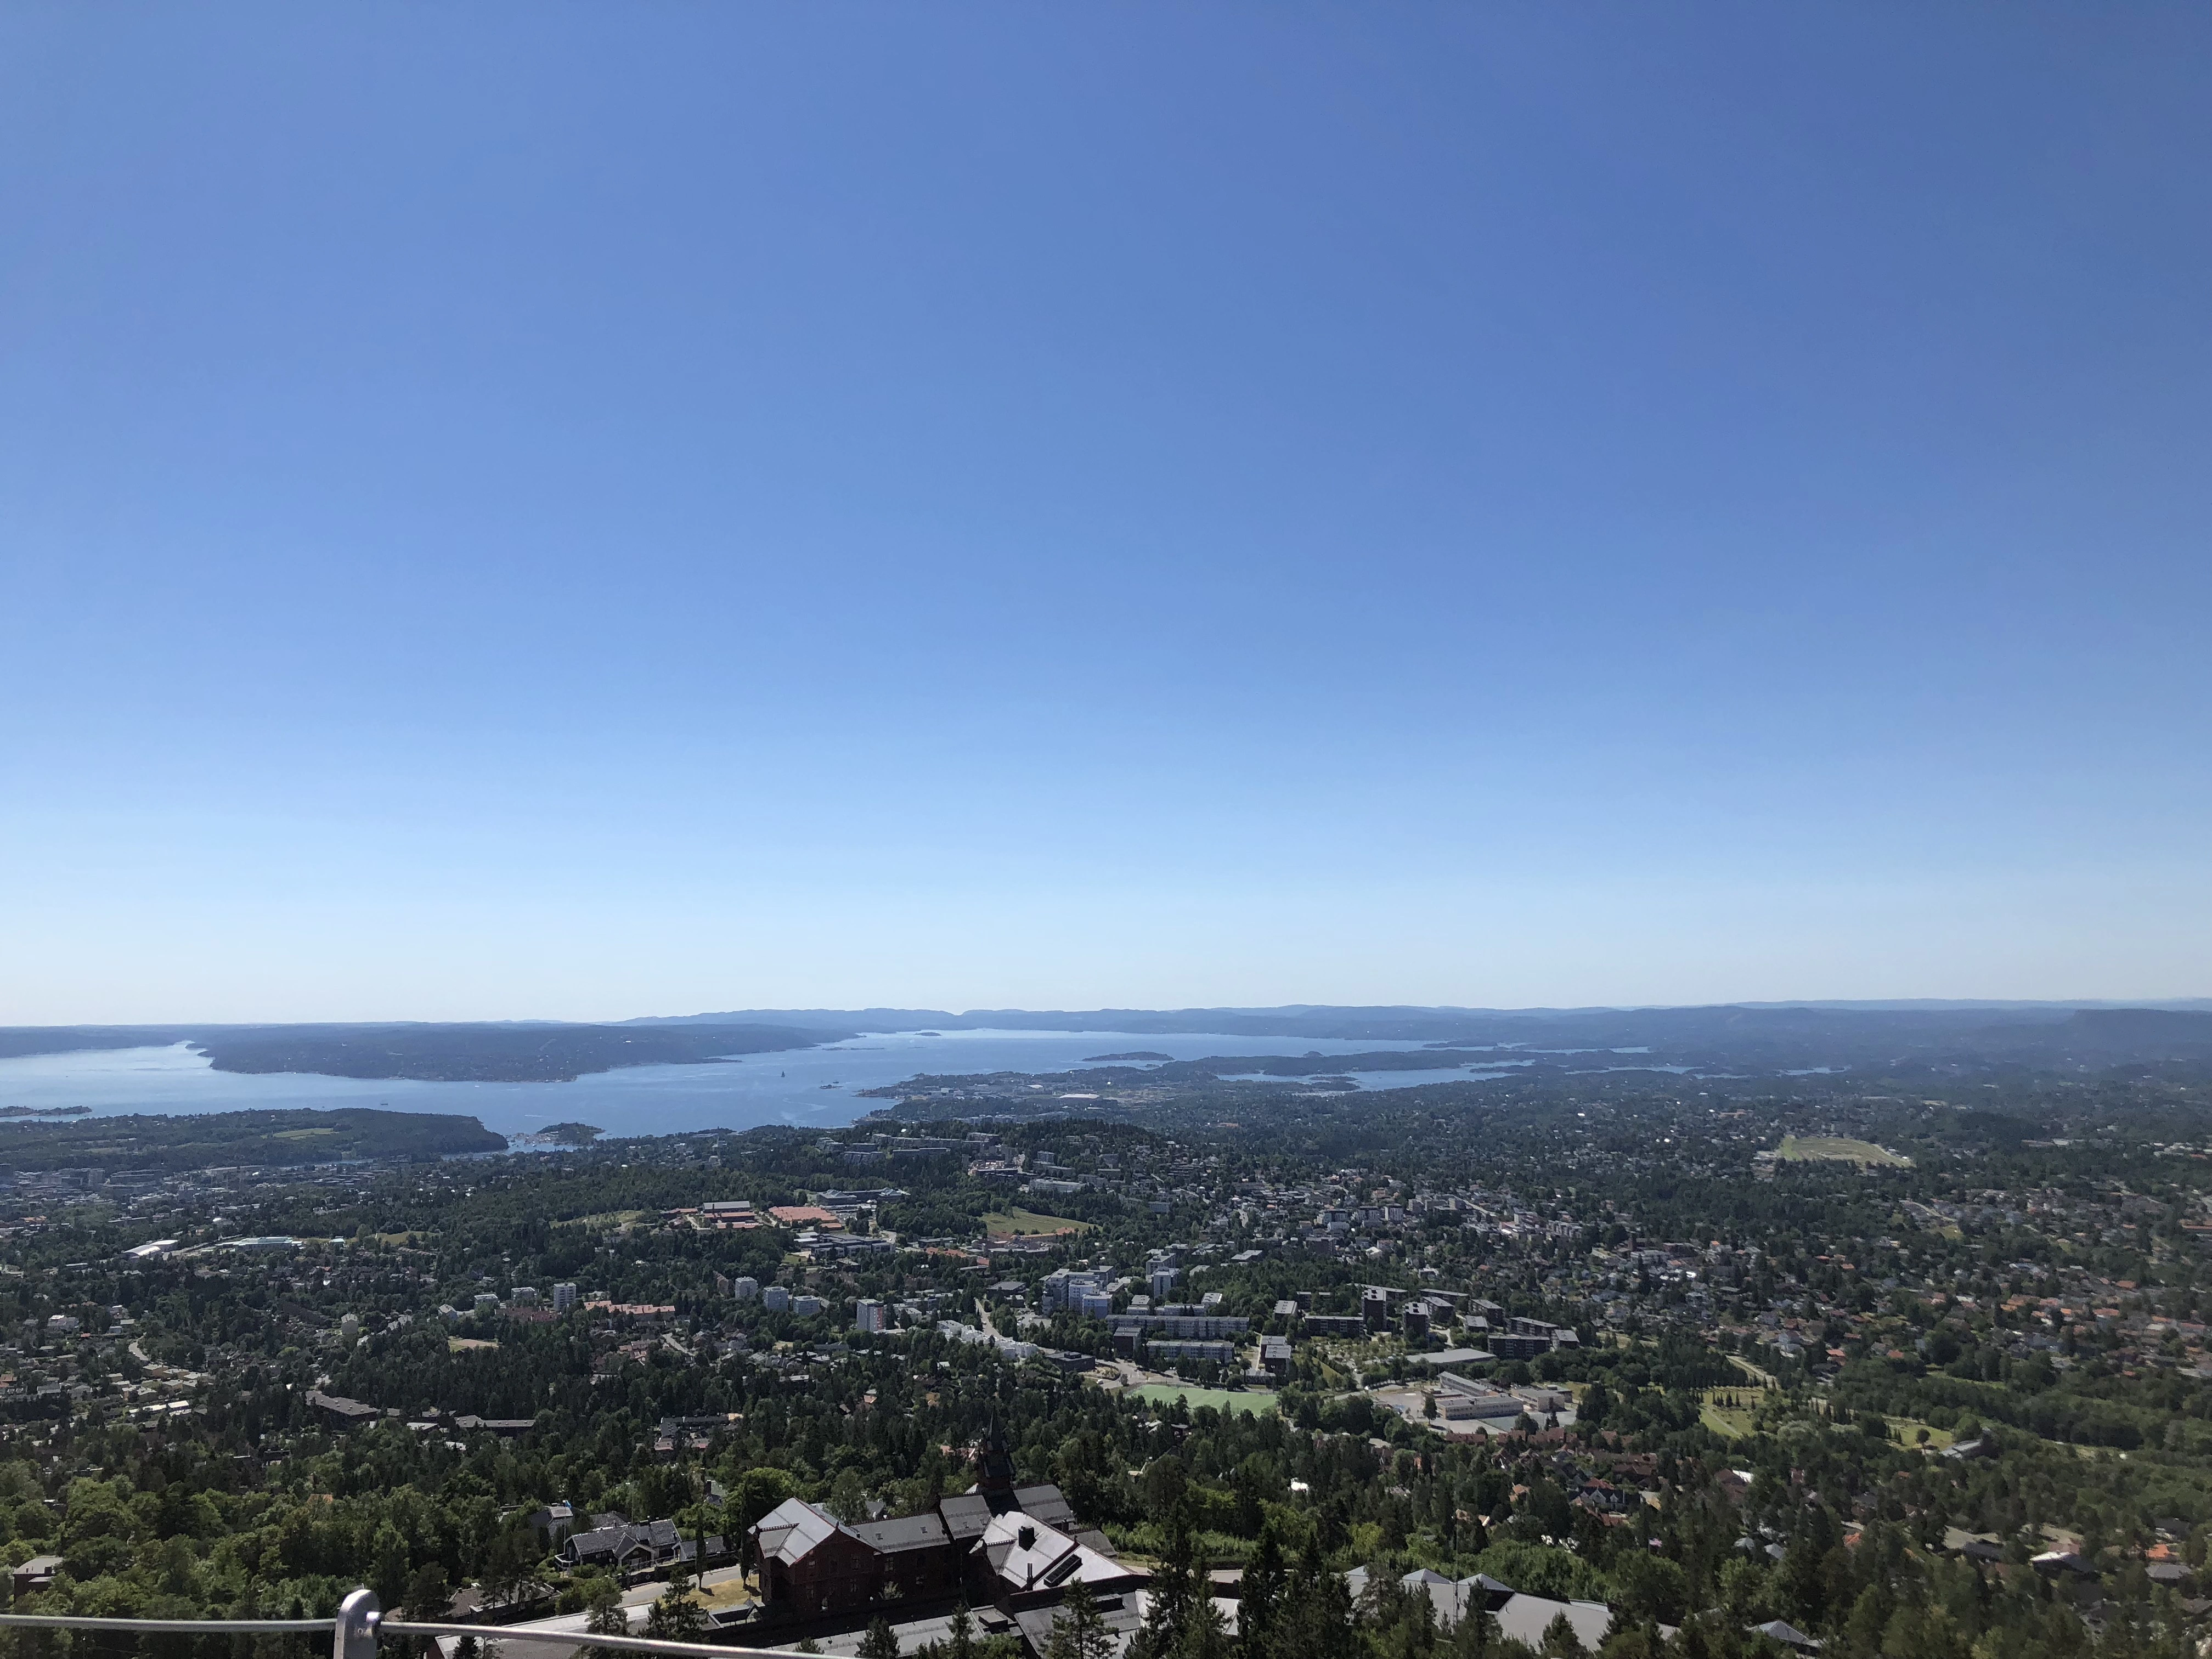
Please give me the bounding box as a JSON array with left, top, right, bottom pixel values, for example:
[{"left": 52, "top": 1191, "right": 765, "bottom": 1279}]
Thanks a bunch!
[
  {"left": 0, "top": 1618, "right": 337, "bottom": 1635},
  {"left": 0, "top": 1592, "right": 822, "bottom": 1659}
]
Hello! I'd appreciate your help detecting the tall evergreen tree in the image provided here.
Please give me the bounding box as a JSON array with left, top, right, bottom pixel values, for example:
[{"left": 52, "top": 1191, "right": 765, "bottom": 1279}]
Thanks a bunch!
[
  {"left": 1239, "top": 1522, "right": 1285, "bottom": 1659},
  {"left": 1045, "top": 1582, "right": 1116, "bottom": 1659}
]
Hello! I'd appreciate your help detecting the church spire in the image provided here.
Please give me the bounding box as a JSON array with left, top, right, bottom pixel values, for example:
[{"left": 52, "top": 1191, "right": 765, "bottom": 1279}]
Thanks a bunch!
[{"left": 978, "top": 1407, "right": 1019, "bottom": 1509}]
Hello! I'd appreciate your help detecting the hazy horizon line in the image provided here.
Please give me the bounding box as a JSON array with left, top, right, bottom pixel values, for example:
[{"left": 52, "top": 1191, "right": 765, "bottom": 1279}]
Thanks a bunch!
[{"left": 7, "top": 995, "right": 2211, "bottom": 1031}]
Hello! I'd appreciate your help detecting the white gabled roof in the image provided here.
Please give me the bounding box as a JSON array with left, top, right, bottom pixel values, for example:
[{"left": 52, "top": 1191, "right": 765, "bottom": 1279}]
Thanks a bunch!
[
  {"left": 754, "top": 1497, "right": 844, "bottom": 1566},
  {"left": 979, "top": 1511, "right": 1125, "bottom": 1592}
]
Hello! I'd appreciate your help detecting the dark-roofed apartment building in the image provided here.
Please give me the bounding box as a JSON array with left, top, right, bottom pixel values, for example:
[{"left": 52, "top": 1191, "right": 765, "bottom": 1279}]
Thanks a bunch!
[
  {"left": 749, "top": 1419, "right": 1125, "bottom": 1628},
  {"left": 306, "top": 1389, "right": 381, "bottom": 1427},
  {"left": 753, "top": 1475, "right": 1087, "bottom": 1620},
  {"left": 558, "top": 1514, "right": 681, "bottom": 1575},
  {"left": 752, "top": 1491, "right": 1137, "bottom": 1629},
  {"left": 754, "top": 1504, "right": 961, "bottom": 1618}
]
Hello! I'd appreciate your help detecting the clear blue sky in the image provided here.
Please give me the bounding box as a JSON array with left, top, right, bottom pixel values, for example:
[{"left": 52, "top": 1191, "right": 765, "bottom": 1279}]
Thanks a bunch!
[{"left": 3, "top": 5, "right": 2207, "bottom": 1022}]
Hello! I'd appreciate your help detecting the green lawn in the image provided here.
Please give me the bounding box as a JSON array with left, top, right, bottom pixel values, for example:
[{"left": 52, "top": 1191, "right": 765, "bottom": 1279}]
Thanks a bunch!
[
  {"left": 983, "top": 1208, "right": 1091, "bottom": 1235},
  {"left": 1727, "top": 1355, "right": 1775, "bottom": 1385},
  {"left": 1126, "top": 1385, "right": 1278, "bottom": 1416},
  {"left": 1776, "top": 1135, "right": 1911, "bottom": 1167},
  {"left": 1887, "top": 1415, "right": 1956, "bottom": 1451},
  {"left": 1699, "top": 1390, "right": 1758, "bottom": 1438}
]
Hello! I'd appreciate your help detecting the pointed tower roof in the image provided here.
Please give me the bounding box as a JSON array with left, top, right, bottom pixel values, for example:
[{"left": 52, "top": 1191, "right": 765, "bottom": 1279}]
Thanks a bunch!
[{"left": 977, "top": 1409, "right": 1019, "bottom": 1509}]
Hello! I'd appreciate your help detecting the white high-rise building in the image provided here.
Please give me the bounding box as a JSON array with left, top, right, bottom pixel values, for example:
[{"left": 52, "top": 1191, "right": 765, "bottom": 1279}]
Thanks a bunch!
[
  {"left": 854, "top": 1299, "right": 886, "bottom": 1333},
  {"left": 732, "top": 1276, "right": 759, "bottom": 1302},
  {"left": 552, "top": 1283, "right": 578, "bottom": 1312}
]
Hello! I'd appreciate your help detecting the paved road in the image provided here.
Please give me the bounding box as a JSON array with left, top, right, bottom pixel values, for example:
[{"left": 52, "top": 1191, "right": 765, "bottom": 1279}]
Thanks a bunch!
[
  {"left": 1102, "top": 1357, "right": 1189, "bottom": 1390},
  {"left": 431, "top": 1605, "right": 636, "bottom": 1659},
  {"left": 433, "top": 1567, "right": 754, "bottom": 1659}
]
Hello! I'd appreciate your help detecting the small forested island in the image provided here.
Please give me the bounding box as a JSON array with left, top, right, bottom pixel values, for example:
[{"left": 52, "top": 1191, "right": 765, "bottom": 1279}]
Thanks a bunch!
[{"left": 861, "top": 1048, "right": 1582, "bottom": 1110}]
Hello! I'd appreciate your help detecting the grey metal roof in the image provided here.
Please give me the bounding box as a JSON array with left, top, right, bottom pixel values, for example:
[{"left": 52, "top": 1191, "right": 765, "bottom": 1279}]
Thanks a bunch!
[
  {"left": 1014, "top": 1484, "right": 1075, "bottom": 1527},
  {"left": 805, "top": 1607, "right": 1005, "bottom": 1657},
  {"left": 564, "top": 1527, "right": 650, "bottom": 1560},
  {"left": 849, "top": 1513, "right": 952, "bottom": 1554},
  {"left": 1750, "top": 1620, "right": 1822, "bottom": 1652},
  {"left": 938, "top": 1493, "right": 994, "bottom": 1541},
  {"left": 1493, "top": 1595, "right": 1611, "bottom": 1652},
  {"left": 1013, "top": 1594, "right": 1142, "bottom": 1659},
  {"left": 753, "top": 1497, "right": 843, "bottom": 1566}
]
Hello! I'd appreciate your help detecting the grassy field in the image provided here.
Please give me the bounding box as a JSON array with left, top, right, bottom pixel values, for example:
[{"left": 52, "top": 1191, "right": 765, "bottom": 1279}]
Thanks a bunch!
[
  {"left": 1728, "top": 1354, "right": 1778, "bottom": 1388},
  {"left": 694, "top": 1577, "right": 755, "bottom": 1612},
  {"left": 1776, "top": 1135, "right": 1911, "bottom": 1167},
  {"left": 1887, "top": 1416, "right": 1956, "bottom": 1451},
  {"left": 447, "top": 1337, "right": 498, "bottom": 1352},
  {"left": 983, "top": 1208, "right": 1091, "bottom": 1235},
  {"left": 1699, "top": 1389, "right": 1760, "bottom": 1438},
  {"left": 1126, "top": 1385, "right": 1277, "bottom": 1416}
]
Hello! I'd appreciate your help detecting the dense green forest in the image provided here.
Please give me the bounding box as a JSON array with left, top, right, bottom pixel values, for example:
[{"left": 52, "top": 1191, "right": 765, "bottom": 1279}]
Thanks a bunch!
[{"left": 0, "top": 1110, "right": 506, "bottom": 1173}]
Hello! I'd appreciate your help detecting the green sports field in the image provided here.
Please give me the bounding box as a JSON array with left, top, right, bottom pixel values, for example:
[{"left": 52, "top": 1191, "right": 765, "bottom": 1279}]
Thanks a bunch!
[
  {"left": 982, "top": 1208, "right": 1091, "bottom": 1235},
  {"left": 1776, "top": 1134, "right": 1911, "bottom": 1167}
]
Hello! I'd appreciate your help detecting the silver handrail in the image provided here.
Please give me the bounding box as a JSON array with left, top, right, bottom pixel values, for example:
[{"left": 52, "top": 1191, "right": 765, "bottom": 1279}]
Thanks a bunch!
[
  {"left": 0, "top": 1593, "right": 827, "bottom": 1659},
  {"left": 0, "top": 1617, "right": 338, "bottom": 1634},
  {"left": 382, "top": 1623, "right": 814, "bottom": 1658}
]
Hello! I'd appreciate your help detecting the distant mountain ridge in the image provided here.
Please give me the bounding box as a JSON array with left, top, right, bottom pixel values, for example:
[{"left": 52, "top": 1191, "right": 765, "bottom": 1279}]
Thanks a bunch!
[{"left": 628, "top": 998, "right": 2211, "bottom": 1030}]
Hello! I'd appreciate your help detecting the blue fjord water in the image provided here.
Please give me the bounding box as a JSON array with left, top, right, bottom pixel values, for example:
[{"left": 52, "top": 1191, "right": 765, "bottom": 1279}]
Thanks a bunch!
[{"left": 0, "top": 1030, "right": 1492, "bottom": 1141}]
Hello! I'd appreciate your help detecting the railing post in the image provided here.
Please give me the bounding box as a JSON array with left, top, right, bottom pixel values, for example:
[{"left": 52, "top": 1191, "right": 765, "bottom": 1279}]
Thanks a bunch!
[{"left": 335, "top": 1589, "right": 381, "bottom": 1659}]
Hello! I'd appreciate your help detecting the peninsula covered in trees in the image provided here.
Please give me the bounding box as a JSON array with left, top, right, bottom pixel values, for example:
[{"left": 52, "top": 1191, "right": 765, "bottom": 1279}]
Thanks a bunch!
[
  {"left": 0, "top": 1022, "right": 847, "bottom": 1084},
  {"left": 0, "top": 1106, "right": 505, "bottom": 1172}
]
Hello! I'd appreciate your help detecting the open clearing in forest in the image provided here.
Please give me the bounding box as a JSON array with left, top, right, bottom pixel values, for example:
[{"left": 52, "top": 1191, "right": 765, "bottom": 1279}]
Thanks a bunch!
[
  {"left": 982, "top": 1208, "right": 1091, "bottom": 1235},
  {"left": 1776, "top": 1135, "right": 1911, "bottom": 1167},
  {"left": 1700, "top": 1390, "right": 1759, "bottom": 1438}
]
